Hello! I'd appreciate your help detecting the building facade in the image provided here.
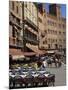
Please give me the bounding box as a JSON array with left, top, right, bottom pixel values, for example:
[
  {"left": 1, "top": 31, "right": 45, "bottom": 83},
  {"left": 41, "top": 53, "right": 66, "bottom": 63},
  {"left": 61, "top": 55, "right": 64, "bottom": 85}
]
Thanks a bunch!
[
  {"left": 9, "top": 1, "right": 23, "bottom": 58},
  {"left": 9, "top": 1, "right": 40, "bottom": 59},
  {"left": 23, "top": 2, "right": 38, "bottom": 52},
  {"left": 38, "top": 4, "right": 66, "bottom": 54},
  {"left": 9, "top": 1, "right": 66, "bottom": 59},
  {"left": 38, "top": 5, "right": 48, "bottom": 50}
]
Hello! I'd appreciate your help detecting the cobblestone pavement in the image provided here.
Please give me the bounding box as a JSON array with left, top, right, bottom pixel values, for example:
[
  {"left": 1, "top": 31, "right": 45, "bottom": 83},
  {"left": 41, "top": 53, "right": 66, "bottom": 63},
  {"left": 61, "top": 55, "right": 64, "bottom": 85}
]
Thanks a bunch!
[{"left": 46, "top": 63, "right": 66, "bottom": 86}]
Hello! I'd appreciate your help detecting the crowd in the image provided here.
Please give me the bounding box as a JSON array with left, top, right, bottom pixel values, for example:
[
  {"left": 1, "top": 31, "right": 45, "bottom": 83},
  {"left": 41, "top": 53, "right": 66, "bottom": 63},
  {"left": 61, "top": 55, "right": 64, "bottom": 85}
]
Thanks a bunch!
[{"left": 36, "top": 55, "right": 62, "bottom": 69}]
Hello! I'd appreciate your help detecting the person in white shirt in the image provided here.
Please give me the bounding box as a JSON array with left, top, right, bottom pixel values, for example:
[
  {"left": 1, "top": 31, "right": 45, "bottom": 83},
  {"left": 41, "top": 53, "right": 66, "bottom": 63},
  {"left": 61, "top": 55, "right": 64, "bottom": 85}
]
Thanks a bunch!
[{"left": 42, "top": 60, "right": 47, "bottom": 68}]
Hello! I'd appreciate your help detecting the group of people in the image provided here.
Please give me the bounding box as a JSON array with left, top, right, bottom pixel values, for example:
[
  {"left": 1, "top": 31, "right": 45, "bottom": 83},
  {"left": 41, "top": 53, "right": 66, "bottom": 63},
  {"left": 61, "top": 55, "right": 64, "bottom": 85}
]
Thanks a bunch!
[
  {"left": 37, "top": 55, "right": 62, "bottom": 69},
  {"left": 47, "top": 56, "right": 62, "bottom": 68},
  {"left": 9, "top": 54, "right": 62, "bottom": 70}
]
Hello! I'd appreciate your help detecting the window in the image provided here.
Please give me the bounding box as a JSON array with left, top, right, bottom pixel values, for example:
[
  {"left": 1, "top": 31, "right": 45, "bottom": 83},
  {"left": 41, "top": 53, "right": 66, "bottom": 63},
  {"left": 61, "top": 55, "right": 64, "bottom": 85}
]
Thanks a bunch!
[
  {"left": 59, "top": 45, "right": 62, "bottom": 48},
  {"left": 63, "top": 32, "right": 65, "bottom": 35},
  {"left": 43, "top": 40, "right": 47, "bottom": 44},
  {"left": 41, "top": 32, "right": 45, "bottom": 38},
  {"left": 16, "top": 6, "right": 19, "bottom": 14},
  {"left": 45, "top": 40, "right": 47, "bottom": 44},
  {"left": 48, "top": 44, "right": 50, "bottom": 48},
  {"left": 44, "top": 30, "right": 47, "bottom": 34},
  {"left": 12, "top": 2, "right": 14, "bottom": 10},
  {"left": 43, "top": 41, "right": 45, "bottom": 44},
  {"left": 59, "top": 39, "right": 62, "bottom": 42},
  {"left": 52, "top": 39, "right": 54, "bottom": 43},
  {"left": 59, "top": 31, "right": 61, "bottom": 34},
  {"left": 55, "top": 44, "right": 58, "bottom": 49},
  {"left": 56, "top": 39, "right": 57, "bottom": 42},
  {"left": 62, "top": 24, "right": 65, "bottom": 29},
  {"left": 58, "top": 24, "right": 61, "bottom": 28},
  {"left": 12, "top": 27, "right": 16, "bottom": 37}
]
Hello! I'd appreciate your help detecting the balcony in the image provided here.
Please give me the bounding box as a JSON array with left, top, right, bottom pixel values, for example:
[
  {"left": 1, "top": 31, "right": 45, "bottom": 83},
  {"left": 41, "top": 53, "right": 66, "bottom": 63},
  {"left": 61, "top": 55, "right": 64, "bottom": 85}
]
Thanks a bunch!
[
  {"left": 9, "top": 37, "right": 23, "bottom": 48},
  {"left": 24, "top": 17, "right": 38, "bottom": 32},
  {"left": 9, "top": 15, "right": 22, "bottom": 29}
]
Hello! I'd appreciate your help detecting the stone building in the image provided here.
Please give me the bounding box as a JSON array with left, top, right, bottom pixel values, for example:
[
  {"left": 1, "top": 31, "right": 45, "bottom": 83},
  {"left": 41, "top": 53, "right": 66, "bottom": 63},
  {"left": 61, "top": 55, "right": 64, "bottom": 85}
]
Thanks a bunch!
[
  {"left": 38, "top": 4, "right": 66, "bottom": 54},
  {"left": 9, "top": 1, "right": 45, "bottom": 61},
  {"left": 9, "top": 1, "right": 66, "bottom": 59},
  {"left": 9, "top": 1, "right": 23, "bottom": 59},
  {"left": 22, "top": 2, "right": 38, "bottom": 52}
]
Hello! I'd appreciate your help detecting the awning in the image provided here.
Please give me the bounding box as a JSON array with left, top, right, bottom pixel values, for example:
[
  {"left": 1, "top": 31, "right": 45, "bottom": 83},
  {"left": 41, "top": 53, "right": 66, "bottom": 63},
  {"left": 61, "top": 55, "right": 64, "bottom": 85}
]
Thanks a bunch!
[
  {"left": 9, "top": 48, "right": 36, "bottom": 59},
  {"left": 9, "top": 49, "right": 25, "bottom": 60},
  {"left": 12, "top": 55, "right": 25, "bottom": 60},
  {"left": 26, "top": 43, "right": 46, "bottom": 55},
  {"left": 9, "top": 49, "right": 24, "bottom": 55}
]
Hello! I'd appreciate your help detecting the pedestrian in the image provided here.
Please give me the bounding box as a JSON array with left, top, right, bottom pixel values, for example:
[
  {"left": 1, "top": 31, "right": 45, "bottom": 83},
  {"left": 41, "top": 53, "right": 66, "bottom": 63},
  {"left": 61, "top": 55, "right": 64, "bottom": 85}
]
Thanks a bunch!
[
  {"left": 55, "top": 58, "right": 59, "bottom": 67},
  {"left": 53, "top": 57, "right": 57, "bottom": 67},
  {"left": 47, "top": 58, "right": 52, "bottom": 67},
  {"left": 42, "top": 60, "right": 47, "bottom": 68},
  {"left": 58, "top": 60, "right": 62, "bottom": 67}
]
